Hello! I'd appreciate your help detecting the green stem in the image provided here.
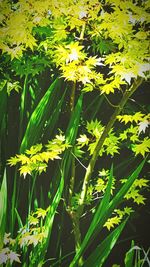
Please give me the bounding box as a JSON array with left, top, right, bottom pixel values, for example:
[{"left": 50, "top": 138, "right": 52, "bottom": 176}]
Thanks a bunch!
[
  {"left": 68, "top": 154, "right": 75, "bottom": 207},
  {"left": 70, "top": 82, "right": 76, "bottom": 112},
  {"left": 71, "top": 212, "right": 83, "bottom": 266},
  {"left": 28, "top": 172, "right": 37, "bottom": 217},
  {"left": 77, "top": 77, "right": 143, "bottom": 216},
  {"left": 68, "top": 82, "right": 76, "bottom": 207},
  {"left": 68, "top": 82, "right": 84, "bottom": 264},
  {"left": 19, "top": 75, "right": 28, "bottom": 145}
]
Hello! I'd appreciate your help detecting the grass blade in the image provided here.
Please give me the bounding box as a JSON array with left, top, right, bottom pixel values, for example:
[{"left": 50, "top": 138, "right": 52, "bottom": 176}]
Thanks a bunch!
[
  {"left": 19, "top": 75, "right": 28, "bottom": 143},
  {"left": 0, "top": 169, "right": 7, "bottom": 249},
  {"left": 70, "top": 159, "right": 145, "bottom": 266},
  {"left": 82, "top": 164, "right": 113, "bottom": 247},
  {"left": 15, "top": 208, "right": 23, "bottom": 229},
  {"left": 124, "top": 240, "right": 135, "bottom": 267},
  {"left": 83, "top": 218, "right": 128, "bottom": 267},
  {"left": 32, "top": 95, "right": 83, "bottom": 266},
  {"left": 20, "top": 78, "right": 63, "bottom": 153}
]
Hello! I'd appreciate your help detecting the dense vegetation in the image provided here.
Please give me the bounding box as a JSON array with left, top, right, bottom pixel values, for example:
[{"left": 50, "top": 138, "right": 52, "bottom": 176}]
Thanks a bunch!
[{"left": 0, "top": 0, "right": 150, "bottom": 266}]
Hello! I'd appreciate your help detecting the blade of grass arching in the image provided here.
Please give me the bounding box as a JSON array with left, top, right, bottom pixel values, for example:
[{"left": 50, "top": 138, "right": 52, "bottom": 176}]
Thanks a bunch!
[
  {"left": 15, "top": 208, "right": 23, "bottom": 229},
  {"left": 32, "top": 95, "right": 83, "bottom": 266},
  {"left": 90, "top": 164, "right": 113, "bottom": 226},
  {"left": 50, "top": 251, "right": 75, "bottom": 267},
  {"left": 20, "top": 78, "right": 63, "bottom": 153},
  {"left": 0, "top": 169, "right": 7, "bottom": 250},
  {"left": 124, "top": 240, "right": 135, "bottom": 267},
  {"left": 108, "top": 159, "right": 146, "bottom": 213},
  {"left": 83, "top": 218, "right": 128, "bottom": 267},
  {"left": 114, "top": 156, "right": 136, "bottom": 178},
  {"left": 11, "top": 79, "right": 65, "bottom": 232},
  {"left": 70, "top": 159, "right": 145, "bottom": 267},
  {"left": 70, "top": 164, "right": 113, "bottom": 267}
]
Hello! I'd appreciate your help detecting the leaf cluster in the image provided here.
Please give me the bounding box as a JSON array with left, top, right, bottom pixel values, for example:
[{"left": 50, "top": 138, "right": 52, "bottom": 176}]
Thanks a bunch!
[{"left": 8, "top": 134, "right": 70, "bottom": 177}]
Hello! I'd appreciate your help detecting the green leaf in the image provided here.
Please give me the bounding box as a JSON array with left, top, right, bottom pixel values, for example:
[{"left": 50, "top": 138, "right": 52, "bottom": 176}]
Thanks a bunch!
[
  {"left": 70, "top": 159, "right": 145, "bottom": 267},
  {"left": 33, "top": 95, "right": 83, "bottom": 265},
  {"left": 0, "top": 84, "right": 7, "bottom": 128},
  {"left": 83, "top": 218, "right": 128, "bottom": 267},
  {"left": 132, "top": 138, "right": 150, "bottom": 157},
  {"left": 0, "top": 169, "right": 7, "bottom": 250},
  {"left": 15, "top": 208, "right": 23, "bottom": 229},
  {"left": 70, "top": 164, "right": 113, "bottom": 267},
  {"left": 124, "top": 240, "right": 135, "bottom": 267},
  {"left": 20, "top": 78, "right": 64, "bottom": 153}
]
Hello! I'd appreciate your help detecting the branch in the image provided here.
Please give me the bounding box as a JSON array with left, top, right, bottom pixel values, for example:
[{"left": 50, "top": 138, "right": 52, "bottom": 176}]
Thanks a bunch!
[{"left": 77, "top": 77, "right": 143, "bottom": 216}]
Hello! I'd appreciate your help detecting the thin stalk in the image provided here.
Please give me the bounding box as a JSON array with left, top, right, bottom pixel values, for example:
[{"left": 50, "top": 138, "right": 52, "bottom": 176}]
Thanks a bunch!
[
  {"left": 19, "top": 75, "right": 28, "bottom": 145},
  {"left": 68, "top": 154, "right": 75, "bottom": 207},
  {"left": 49, "top": 251, "right": 74, "bottom": 266},
  {"left": 68, "top": 81, "right": 84, "bottom": 264},
  {"left": 10, "top": 169, "right": 18, "bottom": 234},
  {"left": 28, "top": 172, "right": 37, "bottom": 217},
  {"left": 77, "top": 77, "right": 143, "bottom": 216},
  {"left": 71, "top": 212, "right": 83, "bottom": 266},
  {"left": 68, "top": 82, "right": 76, "bottom": 207},
  {"left": 70, "top": 82, "right": 76, "bottom": 112}
]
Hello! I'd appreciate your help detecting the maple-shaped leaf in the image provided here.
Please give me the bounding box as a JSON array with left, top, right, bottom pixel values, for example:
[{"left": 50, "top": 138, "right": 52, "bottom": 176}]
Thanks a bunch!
[
  {"left": 7, "top": 251, "right": 21, "bottom": 264},
  {"left": 95, "top": 178, "right": 106, "bottom": 193},
  {"left": 66, "top": 42, "right": 85, "bottom": 63},
  {"left": 0, "top": 248, "right": 9, "bottom": 264},
  {"left": 117, "top": 114, "right": 133, "bottom": 124},
  {"left": 117, "top": 112, "right": 145, "bottom": 124},
  {"left": 138, "top": 120, "right": 149, "bottom": 134},
  {"left": 125, "top": 189, "right": 139, "bottom": 200},
  {"left": 119, "top": 131, "right": 128, "bottom": 140},
  {"left": 133, "top": 195, "right": 146, "bottom": 205},
  {"left": 77, "top": 134, "right": 89, "bottom": 147},
  {"left": 130, "top": 134, "right": 139, "bottom": 142},
  {"left": 19, "top": 232, "right": 31, "bottom": 247},
  {"left": 26, "top": 144, "right": 43, "bottom": 155},
  {"left": 132, "top": 138, "right": 150, "bottom": 157},
  {"left": 35, "top": 208, "right": 47, "bottom": 219},
  {"left": 86, "top": 119, "right": 104, "bottom": 138},
  {"left": 7, "top": 156, "right": 20, "bottom": 166},
  {"left": 17, "top": 154, "right": 30, "bottom": 164},
  {"left": 99, "top": 169, "right": 109, "bottom": 177},
  {"left": 132, "top": 112, "right": 144, "bottom": 123},
  {"left": 134, "top": 178, "right": 149, "bottom": 188},
  {"left": 19, "top": 165, "right": 32, "bottom": 178},
  {"left": 30, "top": 154, "right": 43, "bottom": 164},
  {"left": 101, "top": 83, "right": 115, "bottom": 94},
  {"left": 123, "top": 207, "right": 134, "bottom": 215},
  {"left": 104, "top": 216, "right": 121, "bottom": 231},
  {"left": 29, "top": 216, "right": 39, "bottom": 226}
]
